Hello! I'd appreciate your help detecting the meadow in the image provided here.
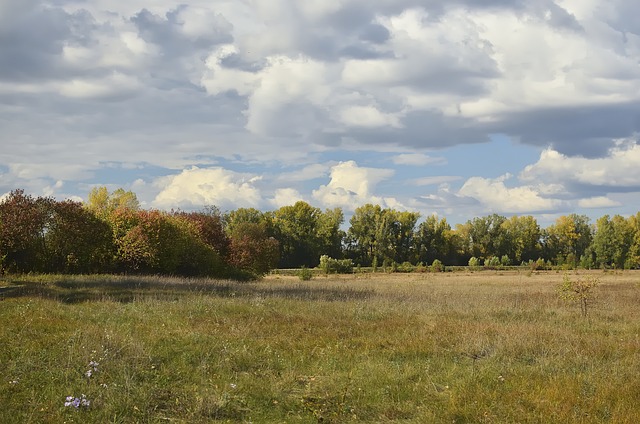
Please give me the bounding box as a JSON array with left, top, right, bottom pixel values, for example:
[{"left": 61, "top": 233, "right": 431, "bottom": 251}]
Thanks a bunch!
[{"left": 1, "top": 270, "right": 639, "bottom": 423}]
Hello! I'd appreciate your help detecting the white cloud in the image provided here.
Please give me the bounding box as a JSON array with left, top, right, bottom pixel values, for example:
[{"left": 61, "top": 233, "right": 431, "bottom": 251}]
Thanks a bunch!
[
  {"left": 458, "top": 174, "right": 563, "bottom": 213},
  {"left": 392, "top": 153, "right": 446, "bottom": 166},
  {"left": 58, "top": 73, "right": 141, "bottom": 99},
  {"left": 339, "top": 105, "right": 401, "bottom": 128},
  {"left": 521, "top": 143, "right": 640, "bottom": 188},
  {"left": 153, "top": 167, "right": 263, "bottom": 210},
  {"left": 578, "top": 196, "right": 622, "bottom": 209},
  {"left": 312, "top": 161, "right": 398, "bottom": 210},
  {"left": 271, "top": 188, "right": 305, "bottom": 208}
]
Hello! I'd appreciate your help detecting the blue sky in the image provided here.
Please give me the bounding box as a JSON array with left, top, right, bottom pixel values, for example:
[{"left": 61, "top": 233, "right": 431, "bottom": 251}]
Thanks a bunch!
[{"left": 1, "top": 0, "right": 640, "bottom": 226}]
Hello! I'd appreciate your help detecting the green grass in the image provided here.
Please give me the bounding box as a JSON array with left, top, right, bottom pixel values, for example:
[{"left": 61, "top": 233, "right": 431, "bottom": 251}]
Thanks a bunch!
[{"left": 1, "top": 271, "right": 639, "bottom": 423}]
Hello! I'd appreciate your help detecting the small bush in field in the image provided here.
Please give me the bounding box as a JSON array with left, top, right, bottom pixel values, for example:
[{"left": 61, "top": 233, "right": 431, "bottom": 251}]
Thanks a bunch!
[
  {"left": 319, "top": 255, "right": 354, "bottom": 274},
  {"left": 397, "top": 261, "right": 414, "bottom": 273},
  {"left": 298, "top": 266, "right": 313, "bottom": 281},
  {"left": 558, "top": 273, "right": 599, "bottom": 317},
  {"left": 431, "top": 259, "right": 444, "bottom": 272}
]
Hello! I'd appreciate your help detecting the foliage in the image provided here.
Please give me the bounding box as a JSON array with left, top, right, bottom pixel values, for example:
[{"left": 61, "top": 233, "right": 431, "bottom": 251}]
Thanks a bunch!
[
  {"left": 468, "top": 257, "right": 480, "bottom": 268},
  {"left": 430, "top": 259, "right": 444, "bottom": 272},
  {"left": 297, "top": 266, "right": 313, "bottom": 281},
  {"left": 273, "top": 201, "right": 344, "bottom": 268},
  {"left": 85, "top": 186, "right": 139, "bottom": 219},
  {"left": 0, "top": 189, "right": 53, "bottom": 272},
  {"left": 346, "top": 204, "right": 419, "bottom": 266},
  {"left": 227, "top": 222, "right": 280, "bottom": 277},
  {"left": 318, "top": 255, "right": 353, "bottom": 274},
  {"left": 557, "top": 273, "right": 600, "bottom": 317},
  {"left": 484, "top": 256, "right": 501, "bottom": 268}
]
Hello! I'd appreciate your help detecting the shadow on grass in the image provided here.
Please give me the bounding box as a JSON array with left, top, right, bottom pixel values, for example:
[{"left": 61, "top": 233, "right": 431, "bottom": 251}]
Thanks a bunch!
[{"left": 0, "top": 276, "right": 375, "bottom": 304}]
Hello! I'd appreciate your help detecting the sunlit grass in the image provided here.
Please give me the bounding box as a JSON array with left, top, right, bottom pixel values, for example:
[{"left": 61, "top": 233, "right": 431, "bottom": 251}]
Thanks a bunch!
[{"left": 1, "top": 270, "right": 639, "bottom": 422}]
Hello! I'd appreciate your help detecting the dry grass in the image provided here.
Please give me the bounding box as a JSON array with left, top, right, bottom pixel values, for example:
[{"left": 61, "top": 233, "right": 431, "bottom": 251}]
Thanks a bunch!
[{"left": 1, "top": 270, "right": 639, "bottom": 423}]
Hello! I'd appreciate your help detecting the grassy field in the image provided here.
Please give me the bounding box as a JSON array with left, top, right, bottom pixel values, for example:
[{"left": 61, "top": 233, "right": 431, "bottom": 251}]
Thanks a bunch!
[{"left": 1, "top": 270, "right": 639, "bottom": 423}]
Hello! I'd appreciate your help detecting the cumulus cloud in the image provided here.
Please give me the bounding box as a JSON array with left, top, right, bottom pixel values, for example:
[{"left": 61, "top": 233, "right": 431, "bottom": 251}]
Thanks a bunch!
[
  {"left": 312, "top": 161, "right": 398, "bottom": 210},
  {"left": 152, "top": 167, "right": 263, "bottom": 210},
  {"left": 2, "top": 0, "right": 640, "bottom": 221},
  {"left": 578, "top": 196, "right": 622, "bottom": 209},
  {"left": 271, "top": 188, "right": 305, "bottom": 208},
  {"left": 521, "top": 143, "right": 640, "bottom": 189},
  {"left": 458, "top": 174, "right": 563, "bottom": 214}
]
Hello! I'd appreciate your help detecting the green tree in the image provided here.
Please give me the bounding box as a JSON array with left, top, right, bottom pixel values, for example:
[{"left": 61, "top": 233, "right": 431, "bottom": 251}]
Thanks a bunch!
[
  {"left": 346, "top": 205, "right": 419, "bottom": 266},
  {"left": 591, "top": 215, "right": 634, "bottom": 269},
  {"left": 627, "top": 212, "right": 640, "bottom": 269},
  {"left": 500, "top": 215, "right": 541, "bottom": 264},
  {"left": 345, "top": 204, "right": 382, "bottom": 266},
  {"left": 415, "top": 215, "right": 456, "bottom": 265},
  {"left": 272, "top": 201, "right": 343, "bottom": 268},
  {"left": 459, "top": 214, "right": 508, "bottom": 260}
]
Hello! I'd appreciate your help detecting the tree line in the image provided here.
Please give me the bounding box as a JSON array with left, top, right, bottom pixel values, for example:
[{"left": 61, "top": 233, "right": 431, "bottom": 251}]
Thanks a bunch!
[{"left": 1, "top": 188, "right": 640, "bottom": 278}]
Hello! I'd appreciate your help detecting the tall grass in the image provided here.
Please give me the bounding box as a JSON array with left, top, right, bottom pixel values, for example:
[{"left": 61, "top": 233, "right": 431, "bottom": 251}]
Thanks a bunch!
[{"left": 1, "top": 270, "right": 639, "bottom": 423}]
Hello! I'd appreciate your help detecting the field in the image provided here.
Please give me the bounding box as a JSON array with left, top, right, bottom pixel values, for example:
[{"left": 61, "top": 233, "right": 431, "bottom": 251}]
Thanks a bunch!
[{"left": 1, "top": 270, "right": 640, "bottom": 423}]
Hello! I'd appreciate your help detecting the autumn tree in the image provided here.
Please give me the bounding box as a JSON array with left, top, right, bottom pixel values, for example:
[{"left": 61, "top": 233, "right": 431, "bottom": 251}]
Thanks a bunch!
[
  {"left": 224, "top": 208, "right": 280, "bottom": 276},
  {"left": 0, "top": 190, "right": 53, "bottom": 272},
  {"left": 44, "top": 200, "right": 114, "bottom": 273},
  {"left": 86, "top": 186, "right": 139, "bottom": 219},
  {"left": 543, "top": 214, "right": 592, "bottom": 266}
]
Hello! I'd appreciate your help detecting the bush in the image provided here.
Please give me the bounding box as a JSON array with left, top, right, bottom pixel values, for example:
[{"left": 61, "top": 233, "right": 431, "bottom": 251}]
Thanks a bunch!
[
  {"left": 468, "top": 257, "right": 480, "bottom": 268},
  {"left": 298, "top": 266, "right": 313, "bottom": 281},
  {"left": 484, "top": 256, "right": 500, "bottom": 268},
  {"left": 319, "top": 255, "right": 354, "bottom": 274},
  {"left": 397, "top": 261, "right": 414, "bottom": 273},
  {"left": 558, "top": 273, "right": 599, "bottom": 317},
  {"left": 431, "top": 259, "right": 444, "bottom": 272}
]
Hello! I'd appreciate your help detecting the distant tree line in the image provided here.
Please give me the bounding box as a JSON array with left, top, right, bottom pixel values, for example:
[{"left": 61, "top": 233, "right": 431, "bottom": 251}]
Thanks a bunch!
[{"left": 2, "top": 188, "right": 640, "bottom": 278}]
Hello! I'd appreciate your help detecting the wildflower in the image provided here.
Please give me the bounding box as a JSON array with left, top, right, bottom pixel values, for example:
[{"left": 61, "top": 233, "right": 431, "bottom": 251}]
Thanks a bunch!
[
  {"left": 9, "top": 379, "right": 19, "bottom": 385},
  {"left": 230, "top": 383, "right": 237, "bottom": 389},
  {"left": 86, "top": 361, "right": 99, "bottom": 378},
  {"left": 64, "top": 394, "right": 90, "bottom": 409}
]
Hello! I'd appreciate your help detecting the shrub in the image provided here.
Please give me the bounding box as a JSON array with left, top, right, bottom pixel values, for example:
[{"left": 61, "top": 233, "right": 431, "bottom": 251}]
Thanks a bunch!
[
  {"left": 298, "top": 266, "right": 313, "bottom": 281},
  {"left": 468, "top": 257, "right": 480, "bottom": 268},
  {"left": 484, "top": 256, "right": 500, "bottom": 268},
  {"left": 397, "top": 261, "right": 414, "bottom": 273},
  {"left": 558, "top": 273, "right": 599, "bottom": 317},
  {"left": 431, "top": 259, "right": 444, "bottom": 272},
  {"left": 319, "top": 255, "right": 354, "bottom": 274}
]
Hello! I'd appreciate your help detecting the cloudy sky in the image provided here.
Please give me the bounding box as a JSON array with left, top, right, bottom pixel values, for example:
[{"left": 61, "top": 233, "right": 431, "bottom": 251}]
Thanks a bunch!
[{"left": 1, "top": 0, "right": 639, "bottom": 225}]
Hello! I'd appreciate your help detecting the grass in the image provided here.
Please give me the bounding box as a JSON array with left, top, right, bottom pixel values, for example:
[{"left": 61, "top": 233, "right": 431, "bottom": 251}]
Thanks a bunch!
[{"left": 1, "top": 270, "right": 639, "bottom": 423}]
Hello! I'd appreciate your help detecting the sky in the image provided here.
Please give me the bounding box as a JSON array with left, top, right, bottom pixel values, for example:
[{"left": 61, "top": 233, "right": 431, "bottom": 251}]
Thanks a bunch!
[{"left": 1, "top": 0, "right": 639, "bottom": 226}]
